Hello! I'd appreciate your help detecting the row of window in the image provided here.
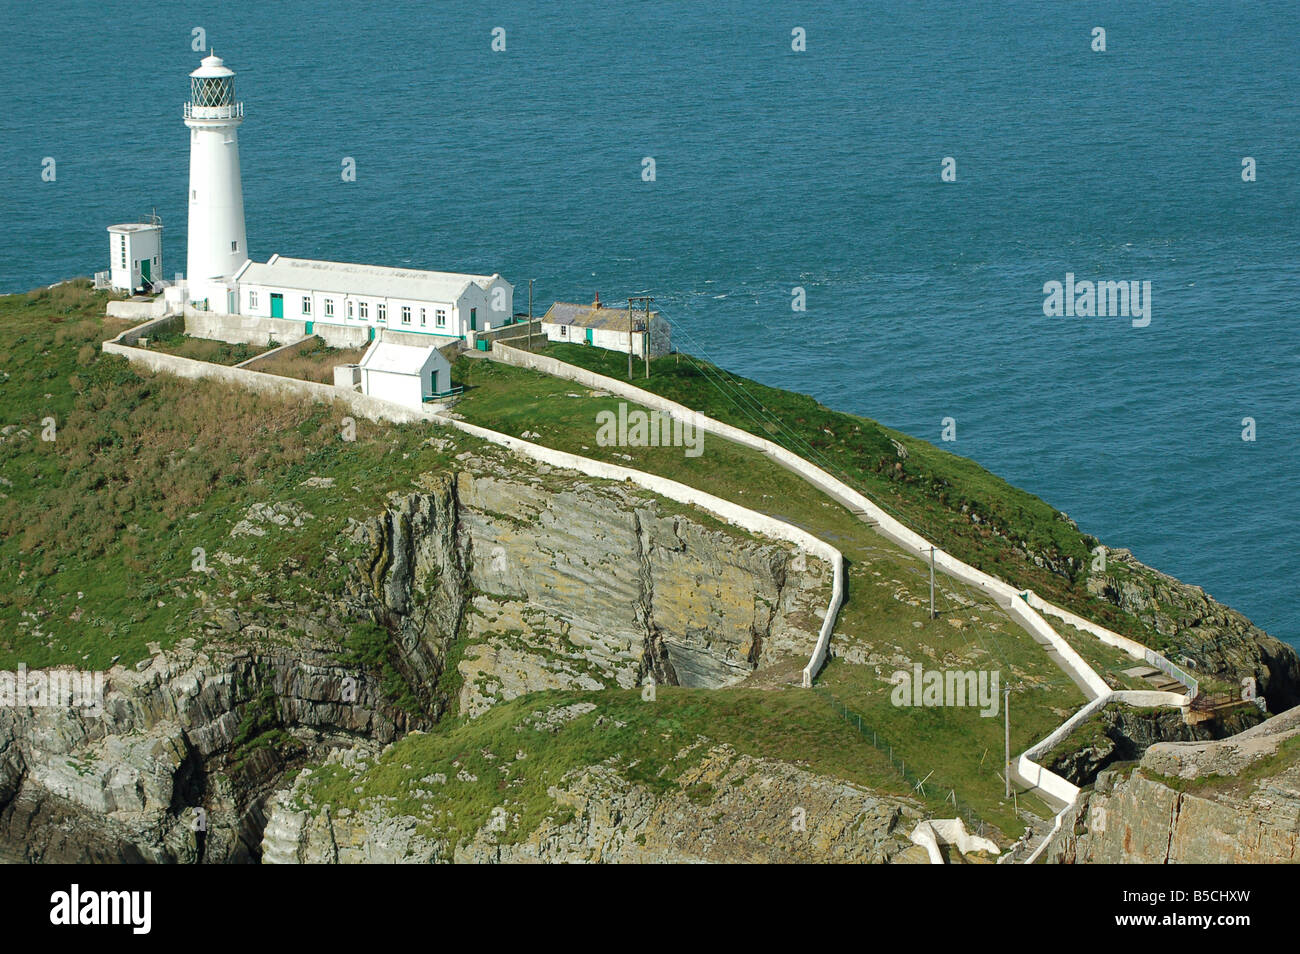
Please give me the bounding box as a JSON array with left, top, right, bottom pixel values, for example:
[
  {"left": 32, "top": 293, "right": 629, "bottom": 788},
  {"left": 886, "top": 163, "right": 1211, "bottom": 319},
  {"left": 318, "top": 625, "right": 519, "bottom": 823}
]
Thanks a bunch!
[{"left": 248, "top": 290, "right": 449, "bottom": 328}]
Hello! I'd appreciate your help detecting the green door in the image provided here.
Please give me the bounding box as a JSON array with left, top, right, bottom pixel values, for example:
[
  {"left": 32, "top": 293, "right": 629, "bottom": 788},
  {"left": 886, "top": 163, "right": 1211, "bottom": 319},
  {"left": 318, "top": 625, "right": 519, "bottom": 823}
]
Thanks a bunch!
[
  {"left": 305, "top": 320, "right": 313, "bottom": 335},
  {"left": 140, "top": 259, "right": 151, "bottom": 285},
  {"left": 430, "top": 370, "right": 438, "bottom": 396},
  {"left": 584, "top": 327, "right": 593, "bottom": 345},
  {"left": 469, "top": 308, "right": 477, "bottom": 331},
  {"left": 270, "top": 294, "right": 284, "bottom": 318}
]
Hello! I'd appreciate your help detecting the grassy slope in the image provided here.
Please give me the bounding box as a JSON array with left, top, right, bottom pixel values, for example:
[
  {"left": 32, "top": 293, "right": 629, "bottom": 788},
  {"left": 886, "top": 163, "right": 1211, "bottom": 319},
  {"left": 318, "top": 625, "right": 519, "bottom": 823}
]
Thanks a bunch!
[
  {"left": 297, "top": 687, "right": 918, "bottom": 849},
  {"left": 248, "top": 336, "right": 369, "bottom": 384},
  {"left": 534, "top": 342, "right": 1183, "bottom": 652},
  {"left": 0, "top": 281, "right": 461, "bottom": 670}
]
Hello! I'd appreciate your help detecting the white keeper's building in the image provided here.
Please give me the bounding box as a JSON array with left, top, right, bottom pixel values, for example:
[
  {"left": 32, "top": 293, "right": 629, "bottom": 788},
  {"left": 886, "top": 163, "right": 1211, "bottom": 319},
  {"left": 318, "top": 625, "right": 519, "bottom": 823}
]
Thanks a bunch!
[{"left": 233, "top": 255, "right": 514, "bottom": 343}]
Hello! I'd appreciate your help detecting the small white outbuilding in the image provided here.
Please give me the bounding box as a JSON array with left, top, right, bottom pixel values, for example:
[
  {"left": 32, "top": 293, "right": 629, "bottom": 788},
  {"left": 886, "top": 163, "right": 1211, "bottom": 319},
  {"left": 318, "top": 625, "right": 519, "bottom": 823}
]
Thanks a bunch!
[
  {"left": 356, "top": 340, "right": 451, "bottom": 408},
  {"left": 107, "top": 222, "right": 164, "bottom": 294}
]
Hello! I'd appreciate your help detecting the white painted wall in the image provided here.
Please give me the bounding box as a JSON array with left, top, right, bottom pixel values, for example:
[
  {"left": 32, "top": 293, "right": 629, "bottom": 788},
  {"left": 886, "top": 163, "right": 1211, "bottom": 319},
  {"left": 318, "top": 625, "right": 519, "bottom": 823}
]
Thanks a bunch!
[
  {"left": 108, "top": 227, "right": 163, "bottom": 294},
  {"left": 542, "top": 315, "right": 670, "bottom": 357},
  {"left": 241, "top": 283, "right": 492, "bottom": 340},
  {"left": 361, "top": 368, "right": 423, "bottom": 407},
  {"left": 185, "top": 119, "right": 248, "bottom": 310}
]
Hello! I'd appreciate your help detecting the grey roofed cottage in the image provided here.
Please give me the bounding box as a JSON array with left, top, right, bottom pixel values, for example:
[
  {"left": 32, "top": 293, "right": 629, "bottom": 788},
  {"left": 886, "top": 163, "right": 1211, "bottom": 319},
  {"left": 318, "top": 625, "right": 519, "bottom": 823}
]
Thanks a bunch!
[{"left": 540, "top": 296, "right": 671, "bottom": 358}]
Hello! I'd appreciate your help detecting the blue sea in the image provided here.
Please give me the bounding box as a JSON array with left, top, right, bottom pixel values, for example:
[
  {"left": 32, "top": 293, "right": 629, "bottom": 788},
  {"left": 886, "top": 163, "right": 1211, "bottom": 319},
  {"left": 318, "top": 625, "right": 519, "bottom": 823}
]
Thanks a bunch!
[{"left": 2, "top": 1, "right": 1297, "bottom": 643}]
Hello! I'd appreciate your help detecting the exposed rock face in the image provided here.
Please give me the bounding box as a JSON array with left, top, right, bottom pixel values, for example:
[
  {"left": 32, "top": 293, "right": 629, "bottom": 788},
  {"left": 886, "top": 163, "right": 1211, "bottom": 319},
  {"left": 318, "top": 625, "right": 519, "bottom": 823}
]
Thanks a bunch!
[
  {"left": 1043, "top": 703, "right": 1265, "bottom": 787},
  {"left": 1044, "top": 705, "right": 1300, "bottom": 864},
  {"left": 261, "top": 741, "right": 924, "bottom": 864},
  {"left": 0, "top": 643, "right": 405, "bottom": 863},
  {"left": 0, "top": 463, "right": 830, "bottom": 862},
  {"left": 347, "top": 470, "right": 829, "bottom": 718},
  {"left": 1087, "top": 549, "right": 1300, "bottom": 711},
  {"left": 344, "top": 475, "right": 467, "bottom": 721}
]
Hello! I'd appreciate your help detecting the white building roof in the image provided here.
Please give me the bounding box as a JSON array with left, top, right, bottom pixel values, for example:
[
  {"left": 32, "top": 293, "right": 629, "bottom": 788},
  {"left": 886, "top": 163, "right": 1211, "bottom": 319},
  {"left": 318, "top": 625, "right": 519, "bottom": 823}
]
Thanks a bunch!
[
  {"left": 235, "top": 255, "right": 505, "bottom": 303},
  {"left": 358, "top": 340, "right": 442, "bottom": 375},
  {"left": 108, "top": 223, "right": 162, "bottom": 234}
]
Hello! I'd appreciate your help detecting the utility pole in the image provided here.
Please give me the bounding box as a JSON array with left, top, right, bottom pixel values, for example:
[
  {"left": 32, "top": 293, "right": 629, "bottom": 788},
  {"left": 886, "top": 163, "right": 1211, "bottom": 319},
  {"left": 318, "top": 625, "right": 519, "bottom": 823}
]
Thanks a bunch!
[
  {"left": 1004, "top": 687, "right": 1011, "bottom": 798},
  {"left": 528, "top": 279, "right": 534, "bottom": 352},
  {"left": 628, "top": 296, "right": 655, "bottom": 380},
  {"left": 929, "top": 546, "right": 936, "bottom": 619}
]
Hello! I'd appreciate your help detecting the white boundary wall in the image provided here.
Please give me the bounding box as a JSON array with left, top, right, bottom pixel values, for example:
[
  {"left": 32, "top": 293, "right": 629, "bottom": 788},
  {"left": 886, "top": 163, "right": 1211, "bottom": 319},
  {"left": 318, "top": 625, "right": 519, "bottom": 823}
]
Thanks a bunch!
[
  {"left": 102, "top": 339, "right": 441, "bottom": 423},
  {"left": 234, "top": 335, "right": 311, "bottom": 369},
  {"left": 493, "top": 345, "right": 1123, "bottom": 691},
  {"left": 107, "top": 297, "right": 169, "bottom": 321},
  {"left": 492, "top": 345, "right": 1195, "bottom": 677},
  {"left": 101, "top": 333, "right": 845, "bottom": 687},
  {"left": 494, "top": 343, "right": 1204, "bottom": 857}
]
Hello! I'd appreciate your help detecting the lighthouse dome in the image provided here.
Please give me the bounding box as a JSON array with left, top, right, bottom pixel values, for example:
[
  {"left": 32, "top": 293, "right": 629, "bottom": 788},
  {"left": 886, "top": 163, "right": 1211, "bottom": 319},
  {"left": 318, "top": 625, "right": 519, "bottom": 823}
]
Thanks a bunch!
[{"left": 190, "top": 53, "right": 235, "bottom": 78}]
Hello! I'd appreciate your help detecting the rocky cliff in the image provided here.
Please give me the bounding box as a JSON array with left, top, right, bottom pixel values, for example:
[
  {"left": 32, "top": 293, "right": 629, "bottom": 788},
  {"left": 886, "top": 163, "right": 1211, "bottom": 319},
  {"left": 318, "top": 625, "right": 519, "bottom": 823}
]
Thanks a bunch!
[
  {"left": 260, "top": 703, "right": 926, "bottom": 864},
  {"left": 0, "top": 642, "right": 405, "bottom": 863},
  {"left": 1086, "top": 548, "right": 1300, "bottom": 711},
  {"left": 0, "top": 455, "right": 830, "bottom": 862},
  {"left": 1043, "top": 705, "right": 1300, "bottom": 863},
  {"left": 1042, "top": 702, "right": 1264, "bottom": 787},
  {"left": 346, "top": 468, "right": 829, "bottom": 718}
]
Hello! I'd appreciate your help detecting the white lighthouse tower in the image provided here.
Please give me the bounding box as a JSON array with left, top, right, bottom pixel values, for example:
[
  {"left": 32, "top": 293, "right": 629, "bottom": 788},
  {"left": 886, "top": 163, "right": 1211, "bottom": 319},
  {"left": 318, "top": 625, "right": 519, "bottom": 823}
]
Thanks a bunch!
[{"left": 184, "top": 53, "right": 248, "bottom": 312}]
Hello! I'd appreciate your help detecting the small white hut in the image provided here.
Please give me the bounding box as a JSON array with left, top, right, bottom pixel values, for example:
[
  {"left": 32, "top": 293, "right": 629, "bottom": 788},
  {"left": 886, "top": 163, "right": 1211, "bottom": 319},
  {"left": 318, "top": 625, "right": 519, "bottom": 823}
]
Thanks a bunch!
[{"left": 356, "top": 340, "right": 451, "bottom": 408}]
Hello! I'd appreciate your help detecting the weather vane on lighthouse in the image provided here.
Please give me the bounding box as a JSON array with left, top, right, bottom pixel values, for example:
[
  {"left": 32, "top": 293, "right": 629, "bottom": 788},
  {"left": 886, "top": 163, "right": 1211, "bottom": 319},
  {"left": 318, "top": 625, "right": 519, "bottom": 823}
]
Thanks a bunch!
[{"left": 183, "top": 51, "right": 248, "bottom": 313}]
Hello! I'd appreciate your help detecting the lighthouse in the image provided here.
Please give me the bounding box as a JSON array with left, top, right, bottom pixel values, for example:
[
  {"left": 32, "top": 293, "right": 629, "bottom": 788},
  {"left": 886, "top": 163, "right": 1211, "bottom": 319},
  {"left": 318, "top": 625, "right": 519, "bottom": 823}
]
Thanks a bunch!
[{"left": 184, "top": 53, "right": 248, "bottom": 312}]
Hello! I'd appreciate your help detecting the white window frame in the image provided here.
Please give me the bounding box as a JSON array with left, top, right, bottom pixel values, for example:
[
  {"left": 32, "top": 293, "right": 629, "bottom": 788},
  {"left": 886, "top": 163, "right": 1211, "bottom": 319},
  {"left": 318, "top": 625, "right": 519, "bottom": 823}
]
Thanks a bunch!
[
  {"left": 377, "top": 303, "right": 387, "bottom": 322},
  {"left": 249, "top": 290, "right": 259, "bottom": 309},
  {"left": 419, "top": 308, "right": 426, "bottom": 326},
  {"left": 324, "top": 298, "right": 334, "bottom": 317},
  {"left": 401, "top": 306, "right": 411, "bottom": 325},
  {"left": 359, "top": 301, "right": 369, "bottom": 319},
  {"left": 302, "top": 296, "right": 312, "bottom": 315},
  {"left": 436, "top": 309, "right": 446, "bottom": 328}
]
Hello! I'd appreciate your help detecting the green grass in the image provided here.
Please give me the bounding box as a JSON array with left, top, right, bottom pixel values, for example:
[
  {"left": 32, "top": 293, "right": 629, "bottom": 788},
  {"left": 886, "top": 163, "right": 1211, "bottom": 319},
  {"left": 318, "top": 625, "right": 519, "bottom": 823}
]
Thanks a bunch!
[
  {"left": 0, "top": 282, "right": 1138, "bottom": 846},
  {"left": 1051, "top": 624, "right": 1154, "bottom": 692},
  {"left": 0, "top": 280, "right": 467, "bottom": 670},
  {"left": 295, "top": 686, "right": 934, "bottom": 848},
  {"left": 339, "top": 621, "right": 423, "bottom": 717}
]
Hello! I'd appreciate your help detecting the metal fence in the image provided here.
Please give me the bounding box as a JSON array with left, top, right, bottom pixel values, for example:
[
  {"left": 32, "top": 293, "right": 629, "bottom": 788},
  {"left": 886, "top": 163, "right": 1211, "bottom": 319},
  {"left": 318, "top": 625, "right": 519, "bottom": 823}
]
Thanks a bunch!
[
  {"left": 1143, "top": 648, "right": 1199, "bottom": 700},
  {"left": 813, "top": 685, "right": 990, "bottom": 839}
]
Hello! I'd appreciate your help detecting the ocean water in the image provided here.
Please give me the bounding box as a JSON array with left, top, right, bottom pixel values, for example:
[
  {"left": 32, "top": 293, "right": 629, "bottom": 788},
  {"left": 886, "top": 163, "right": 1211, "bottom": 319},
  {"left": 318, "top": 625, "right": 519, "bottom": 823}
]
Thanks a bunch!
[{"left": 2, "top": 1, "right": 1296, "bottom": 643}]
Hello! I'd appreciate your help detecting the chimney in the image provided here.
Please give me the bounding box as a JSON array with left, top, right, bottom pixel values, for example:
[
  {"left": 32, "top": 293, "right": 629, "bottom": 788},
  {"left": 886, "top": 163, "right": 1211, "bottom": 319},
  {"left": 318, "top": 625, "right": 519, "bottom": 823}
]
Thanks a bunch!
[{"left": 593, "top": 291, "right": 600, "bottom": 309}]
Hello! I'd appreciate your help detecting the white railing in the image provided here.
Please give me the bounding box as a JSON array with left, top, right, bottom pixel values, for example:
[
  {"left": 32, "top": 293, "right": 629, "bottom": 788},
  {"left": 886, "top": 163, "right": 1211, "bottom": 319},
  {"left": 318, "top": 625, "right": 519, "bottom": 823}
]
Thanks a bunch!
[{"left": 183, "top": 102, "right": 244, "bottom": 121}]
